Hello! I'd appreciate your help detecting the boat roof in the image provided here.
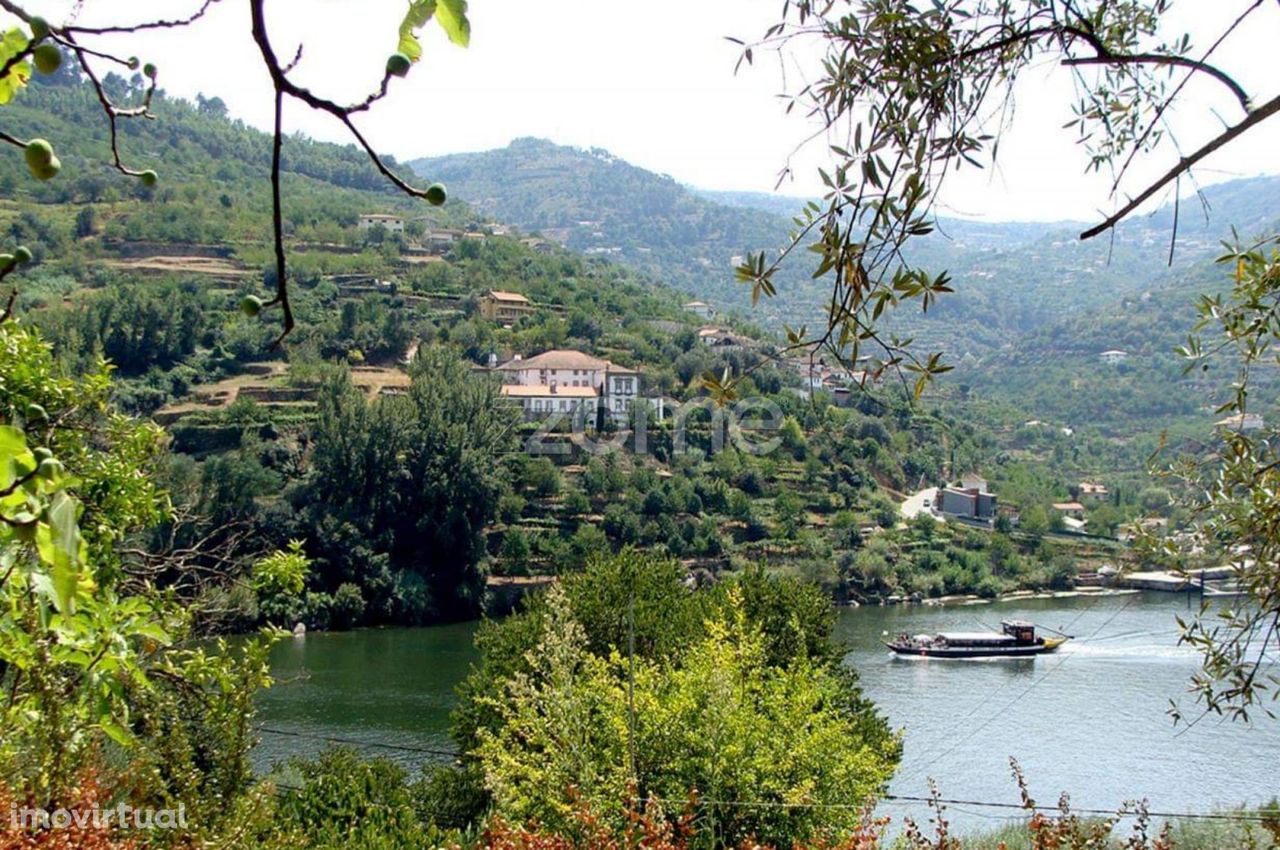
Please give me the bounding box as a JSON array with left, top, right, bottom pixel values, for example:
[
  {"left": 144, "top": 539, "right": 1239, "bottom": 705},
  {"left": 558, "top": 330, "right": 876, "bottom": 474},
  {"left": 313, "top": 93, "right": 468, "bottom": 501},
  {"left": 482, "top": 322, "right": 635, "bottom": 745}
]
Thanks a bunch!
[{"left": 938, "top": 632, "right": 1017, "bottom": 643}]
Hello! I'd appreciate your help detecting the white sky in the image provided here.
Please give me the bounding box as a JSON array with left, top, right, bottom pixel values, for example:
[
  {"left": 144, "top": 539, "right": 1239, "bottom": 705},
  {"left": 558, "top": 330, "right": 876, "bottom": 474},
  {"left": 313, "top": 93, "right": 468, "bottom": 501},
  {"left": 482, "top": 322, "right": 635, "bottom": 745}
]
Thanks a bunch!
[{"left": 10, "top": 1, "right": 1280, "bottom": 222}]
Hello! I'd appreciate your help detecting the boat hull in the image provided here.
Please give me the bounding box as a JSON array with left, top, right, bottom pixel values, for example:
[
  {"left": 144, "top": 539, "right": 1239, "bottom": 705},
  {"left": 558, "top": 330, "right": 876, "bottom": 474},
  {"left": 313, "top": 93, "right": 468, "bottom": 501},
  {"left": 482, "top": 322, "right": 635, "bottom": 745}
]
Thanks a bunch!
[{"left": 885, "top": 637, "right": 1067, "bottom": 659}]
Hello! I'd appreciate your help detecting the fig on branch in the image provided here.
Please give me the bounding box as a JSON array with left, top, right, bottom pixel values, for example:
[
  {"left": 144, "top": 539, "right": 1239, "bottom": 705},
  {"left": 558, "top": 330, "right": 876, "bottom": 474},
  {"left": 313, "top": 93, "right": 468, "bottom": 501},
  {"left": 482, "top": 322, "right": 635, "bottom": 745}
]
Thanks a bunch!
[
  {"left": 33, "top": 44, "right": 62, "bottom": 75},
  {"left": 30, "top": 156, "right": 61, "bottom": 181},
  {"left": 36, "top": 457, "right": 64, "bottom": 481},
  {"left": 143, "top": 62, "right": 157, "bottom": 78},
  {"left": 29, "top": 16, "right": 50, "bottom": 40},
  {"left": 24, "top": 139, "right": 53, "bottom": 169},
  {"left": 386, "top": 52, "right": 412, "bottom": 77},
  {"left": 425, "top": 182, "right": 447, "bottom": 206},
  {"left": 139, "top": 170, "right": 158, "bottom": 187},
  {"left": 13, "top": 246, "right": 32, "bottom": 264},
  {"left": 240, "top": 294, "right": 263, "bottom": 317}
]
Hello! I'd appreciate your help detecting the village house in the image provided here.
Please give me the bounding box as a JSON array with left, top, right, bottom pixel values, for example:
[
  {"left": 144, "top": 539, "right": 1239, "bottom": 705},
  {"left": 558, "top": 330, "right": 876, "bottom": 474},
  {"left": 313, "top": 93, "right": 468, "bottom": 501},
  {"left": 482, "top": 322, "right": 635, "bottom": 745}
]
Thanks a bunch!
[
  {"left": 426, "top": 228, "right": 462, "bottom": 253},
  {"left": 1052, "top": 501, "right": 1086, "bottom": 520},
  {"left": 357, "top": 213, "right": 406, "bottom": 232},
  {"left": 478, "top": 290, "right": 536, "bottom": 324},
  {"left": 1098, "top": 349, "right": 1128, "bottom": 364},
  {"left": 938, "top": 486, "right": 998, "bottom": 522},
  {"left": 1079, "top": 481, "right": 1110, "bottom": 500},
  {"left": 495, "top": 349, "right": 642, "bottom": 425},
  {"left": 684, "top": 300, "right": 716, "bottom": 321},
  {"left": 1215, "top": 412, "right": 1265, "bottom": 432}
]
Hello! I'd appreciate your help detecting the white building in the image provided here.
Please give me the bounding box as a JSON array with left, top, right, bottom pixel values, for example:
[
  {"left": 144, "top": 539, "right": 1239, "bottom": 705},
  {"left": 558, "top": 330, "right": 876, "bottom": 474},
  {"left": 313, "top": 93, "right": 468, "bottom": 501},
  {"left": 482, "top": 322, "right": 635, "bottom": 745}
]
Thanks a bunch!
[
  {"left": 684, "top": 300, "right": 716, "bottom": 321},
  {"left": 1215, "top": 412, "right": 1265, "bottom": 433},
  {"left": 357, "top": 213, "right": 406, "bottom": 232},
  {"left": 1098, "top": 349, "right": 1128, "bottom": 364},
  {"left": 496, "top": 349, "right": 641, "bottom": 424}
]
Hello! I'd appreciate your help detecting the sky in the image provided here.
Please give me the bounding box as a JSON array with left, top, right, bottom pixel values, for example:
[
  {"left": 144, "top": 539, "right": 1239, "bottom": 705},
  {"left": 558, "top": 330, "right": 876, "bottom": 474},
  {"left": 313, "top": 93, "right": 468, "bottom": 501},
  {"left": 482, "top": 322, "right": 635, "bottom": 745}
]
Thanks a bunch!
[{"left": 12, "top": 0, "right": 1280, "bottom": 223}]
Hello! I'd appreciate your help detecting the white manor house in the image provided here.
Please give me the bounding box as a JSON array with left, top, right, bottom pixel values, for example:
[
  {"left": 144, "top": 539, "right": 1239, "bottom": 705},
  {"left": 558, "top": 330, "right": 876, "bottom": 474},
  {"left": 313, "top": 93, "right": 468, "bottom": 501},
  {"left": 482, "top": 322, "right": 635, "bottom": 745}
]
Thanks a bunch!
[{"left": 496, "top": 349, "right": 640, "bottom": 425}]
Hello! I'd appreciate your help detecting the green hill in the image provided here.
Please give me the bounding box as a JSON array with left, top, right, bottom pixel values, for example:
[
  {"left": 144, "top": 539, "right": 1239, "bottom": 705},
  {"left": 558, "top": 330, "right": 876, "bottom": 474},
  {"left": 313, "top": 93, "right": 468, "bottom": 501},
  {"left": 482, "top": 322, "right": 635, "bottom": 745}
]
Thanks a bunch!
[
  {"left": 412, "top": 138, "right": 1280, "bottom": 362},
  {"left": 410, "top": 137, "right": 814, "bottom": 325}
]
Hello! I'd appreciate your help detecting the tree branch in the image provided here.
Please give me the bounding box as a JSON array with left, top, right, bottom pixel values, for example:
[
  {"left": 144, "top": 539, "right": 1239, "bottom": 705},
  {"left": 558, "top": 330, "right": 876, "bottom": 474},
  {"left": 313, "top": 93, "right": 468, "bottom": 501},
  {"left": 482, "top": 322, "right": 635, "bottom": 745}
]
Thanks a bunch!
[
  {"left": 1061, "top": 52, "right": 1249, "bottom": 113},
  {"left": 1081, "top": 92, "right": 1280, "bottom": 240}
]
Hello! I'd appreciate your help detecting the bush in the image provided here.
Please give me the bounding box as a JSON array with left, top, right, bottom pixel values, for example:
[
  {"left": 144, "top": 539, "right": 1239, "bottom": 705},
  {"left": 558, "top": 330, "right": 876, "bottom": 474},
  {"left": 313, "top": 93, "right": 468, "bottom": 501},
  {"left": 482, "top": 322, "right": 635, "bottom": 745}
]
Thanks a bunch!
[
  {"left": 410, "top": 763, "right": 490, "bottom": 832},
  {"left": 331, "top": 582, "right": 367, "bottom": 630},
  {"left": 272, "top": 748, "right": 426, "bottom": 849}
]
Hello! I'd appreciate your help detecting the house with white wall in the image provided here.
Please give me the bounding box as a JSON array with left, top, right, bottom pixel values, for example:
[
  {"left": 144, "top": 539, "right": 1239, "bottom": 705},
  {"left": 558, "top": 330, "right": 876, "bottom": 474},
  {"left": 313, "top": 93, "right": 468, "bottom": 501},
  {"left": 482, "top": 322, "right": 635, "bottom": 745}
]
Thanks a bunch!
[
  {"left": 496, "top": 349, "right": 641, "bottom": 424},
  {"left": 357, "top": 213, "right": 406, "bottom": 232}
]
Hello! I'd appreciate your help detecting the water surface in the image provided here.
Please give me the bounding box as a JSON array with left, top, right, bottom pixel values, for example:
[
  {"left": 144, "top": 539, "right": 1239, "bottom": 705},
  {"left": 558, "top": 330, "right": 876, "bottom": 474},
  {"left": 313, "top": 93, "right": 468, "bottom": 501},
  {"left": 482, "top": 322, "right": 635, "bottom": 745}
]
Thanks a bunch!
[{"left": 253, "top": 592, "right": 1280, "bottom": 827}]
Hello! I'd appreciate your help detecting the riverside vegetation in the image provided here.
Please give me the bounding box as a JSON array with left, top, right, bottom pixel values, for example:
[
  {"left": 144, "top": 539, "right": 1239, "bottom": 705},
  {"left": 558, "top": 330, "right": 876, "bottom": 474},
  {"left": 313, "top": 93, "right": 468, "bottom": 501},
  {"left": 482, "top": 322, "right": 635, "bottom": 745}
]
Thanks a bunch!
[{"left": 2, "top": 2, "right": 1280, "bottom": 849}]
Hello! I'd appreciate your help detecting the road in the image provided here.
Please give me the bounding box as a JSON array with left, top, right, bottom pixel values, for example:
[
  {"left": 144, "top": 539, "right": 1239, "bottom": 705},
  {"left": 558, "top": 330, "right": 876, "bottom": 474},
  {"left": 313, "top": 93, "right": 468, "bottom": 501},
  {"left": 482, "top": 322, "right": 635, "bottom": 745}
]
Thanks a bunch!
[{"left": 900, "top": 486, "right": 939, "bottom": 521}]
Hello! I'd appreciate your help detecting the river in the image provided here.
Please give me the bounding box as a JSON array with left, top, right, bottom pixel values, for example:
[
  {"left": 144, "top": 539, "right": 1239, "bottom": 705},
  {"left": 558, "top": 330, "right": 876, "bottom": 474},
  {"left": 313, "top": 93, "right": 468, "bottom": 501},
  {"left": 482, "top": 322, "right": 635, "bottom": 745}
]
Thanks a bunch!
[{"left": 253, "top": 591, "right": 1280, "bottom": 831}]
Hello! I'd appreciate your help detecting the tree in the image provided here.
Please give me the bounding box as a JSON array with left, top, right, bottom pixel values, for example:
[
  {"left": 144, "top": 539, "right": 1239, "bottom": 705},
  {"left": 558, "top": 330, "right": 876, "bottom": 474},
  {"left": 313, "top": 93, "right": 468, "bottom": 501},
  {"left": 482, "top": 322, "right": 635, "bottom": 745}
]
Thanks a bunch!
[
  {"left": 735, "top": 0, "right": 1274, "bottom": 391},
  {"left": 0, "top": 1, "right": 469, "bottom": 343},
  {"left": 461, "top": 553, "right": 898, "bottom": 847},
  {"left": 738, "top": 0, "right": 1280, "bottom": 721},
  {"left": 0, "top": 319, "right": 288, "bottom": 829},
  {"left": 305, "top": 350, "right": 517, "bottom": 621}
]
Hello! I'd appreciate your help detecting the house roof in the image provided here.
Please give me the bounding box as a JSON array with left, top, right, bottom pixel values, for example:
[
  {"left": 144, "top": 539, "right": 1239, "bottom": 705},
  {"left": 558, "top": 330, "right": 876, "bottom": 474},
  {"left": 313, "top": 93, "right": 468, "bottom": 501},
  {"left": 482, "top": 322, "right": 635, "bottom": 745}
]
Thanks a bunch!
[
  {"left": 684, "top": 300, "right": 710, "bottom": 308},
  {"left": 1080, "top": 482, "right": 1109, "bottom": 493},
  {"left": 359, "top": 213, "right": 403, "bottom": 220},
  {"left": 500, "top": 385, "right": 599, "bottom": 399},
  {"left": 486, "top": 290, "right": 531, "bottom": 304},
  {"left": 497, "top": 349, "right": 613, "bottom": 372},
  {"left": 1215, "top": 413, "right": 1264, "bottom": 429},
  {"left": 1099, "top": 349, "right": 1128, "bottom": 356},
  {"left": 1052, "top": 502, "right": 1086, "bottom": 512}
]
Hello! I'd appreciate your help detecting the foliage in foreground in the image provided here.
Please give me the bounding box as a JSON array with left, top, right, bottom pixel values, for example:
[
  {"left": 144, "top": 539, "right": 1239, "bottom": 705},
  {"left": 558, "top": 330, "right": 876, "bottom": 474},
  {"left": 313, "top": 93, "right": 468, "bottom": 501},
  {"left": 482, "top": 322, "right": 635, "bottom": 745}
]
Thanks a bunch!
[
  {"left": 0, "top": 319, "right": 288, "bottom": 841},
  {"left": 253, "top": 748, "right": 1280, "bottom": 850},
  {"left": 447, "top": 551, "right": 899, "bottom": 848}
]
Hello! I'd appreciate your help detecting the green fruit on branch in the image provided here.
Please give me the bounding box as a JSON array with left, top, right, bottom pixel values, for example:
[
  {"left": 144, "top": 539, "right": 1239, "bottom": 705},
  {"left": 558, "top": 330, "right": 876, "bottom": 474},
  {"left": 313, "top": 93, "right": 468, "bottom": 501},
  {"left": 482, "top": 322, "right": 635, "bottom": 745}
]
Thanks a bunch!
[
  {"left": 36, "top": 457, "right": 64, "bottom": 481},
  {"left": 0, "top": 254, "right": 13, "bottom": 271},
  {"left": 127, "top": 56, "right": 140, "bottom": 70},
  {"left": 25, "top": 404, "right": 47, "bottom": 424},
  {"left": 24, "top": 138, "right": 53, "bottom": 169},
  {"left": 30, "top": 155, "right": 61, "bottom": 181},
  {"left": 139, "top": 169, "right": 158, "bottom": 187},
  {"left": 240, "top": 294, "right": 263, "bottom": 317},
  {"left": 32, "top": 43, "right": 61, "bottom": 74},
  {"left": 29, "top": 17, "right": 50, "bottom": 40},
  {"left": 143, "top": 62, "right": 157, "bottom": 78},
  {"left": 425, "top": 182, "right": 447, "bottom": 206},
  {"left": 32, "top": 447, "right": 53, "bottom": 462},
  {"left": 13, "top": 246, "right": 32, "bottom": 264},
  {"left": 386, "top": 52, "right": 412, "bottom": 77}
]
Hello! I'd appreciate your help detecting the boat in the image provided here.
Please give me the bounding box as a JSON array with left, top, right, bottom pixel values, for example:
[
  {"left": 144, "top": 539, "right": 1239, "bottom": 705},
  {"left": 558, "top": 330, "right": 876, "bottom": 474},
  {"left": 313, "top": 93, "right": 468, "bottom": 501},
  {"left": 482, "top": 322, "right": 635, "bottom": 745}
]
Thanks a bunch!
[{"left": 884, "top": 619, "right": 1068, "bottom": 658}]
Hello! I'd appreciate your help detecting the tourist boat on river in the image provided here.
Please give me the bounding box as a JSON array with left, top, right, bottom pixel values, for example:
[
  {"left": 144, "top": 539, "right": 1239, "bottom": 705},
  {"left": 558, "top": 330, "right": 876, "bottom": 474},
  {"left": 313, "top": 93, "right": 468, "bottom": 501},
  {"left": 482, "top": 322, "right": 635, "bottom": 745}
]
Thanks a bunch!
[{"left": 885, "top": 620, "right": 1068, "bottom": 658}]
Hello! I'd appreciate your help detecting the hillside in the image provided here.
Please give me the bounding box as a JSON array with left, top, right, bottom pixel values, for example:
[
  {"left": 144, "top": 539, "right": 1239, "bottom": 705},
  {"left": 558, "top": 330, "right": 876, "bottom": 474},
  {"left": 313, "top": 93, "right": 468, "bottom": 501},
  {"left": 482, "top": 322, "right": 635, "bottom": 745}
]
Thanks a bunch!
[
  {"left": 411, "top": 138, "right": 1280, "bottom": 361},
  {"left": 410, "top": 137, "right": 816, "bottom": 325}
]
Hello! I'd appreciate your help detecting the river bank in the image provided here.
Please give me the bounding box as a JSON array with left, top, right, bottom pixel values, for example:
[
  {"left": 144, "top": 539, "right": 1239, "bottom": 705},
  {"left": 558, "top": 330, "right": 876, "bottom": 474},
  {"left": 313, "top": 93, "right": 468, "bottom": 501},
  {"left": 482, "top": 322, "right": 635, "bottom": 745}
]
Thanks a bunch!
[{"left": 856, "top": 585, "right": 1138, "bottom": 608}]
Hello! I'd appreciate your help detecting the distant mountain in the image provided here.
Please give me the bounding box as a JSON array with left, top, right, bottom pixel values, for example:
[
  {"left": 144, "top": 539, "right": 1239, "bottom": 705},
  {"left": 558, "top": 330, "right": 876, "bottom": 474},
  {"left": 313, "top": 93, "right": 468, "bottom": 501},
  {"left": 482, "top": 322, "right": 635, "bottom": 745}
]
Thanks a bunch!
[
  {"left": 411, "top": 139, "right": 1280, "bottom": 360},
  {"left": 410, "top": 138, "right": 813, "bottom": 325},
  {"left": 692, "top": 189, "right": 814, "bottom": 220}
]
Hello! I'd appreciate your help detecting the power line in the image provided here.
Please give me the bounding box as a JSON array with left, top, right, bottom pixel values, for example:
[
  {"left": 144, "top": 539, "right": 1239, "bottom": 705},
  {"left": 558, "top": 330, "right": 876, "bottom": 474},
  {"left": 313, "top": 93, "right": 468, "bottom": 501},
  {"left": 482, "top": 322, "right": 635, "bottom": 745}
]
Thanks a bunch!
[
  {"left": 253, "top": 728, "right": 1278, "bottom": 825},
  {"left": 650, "top": 794, "right": 1279, "bottom": 824}
]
